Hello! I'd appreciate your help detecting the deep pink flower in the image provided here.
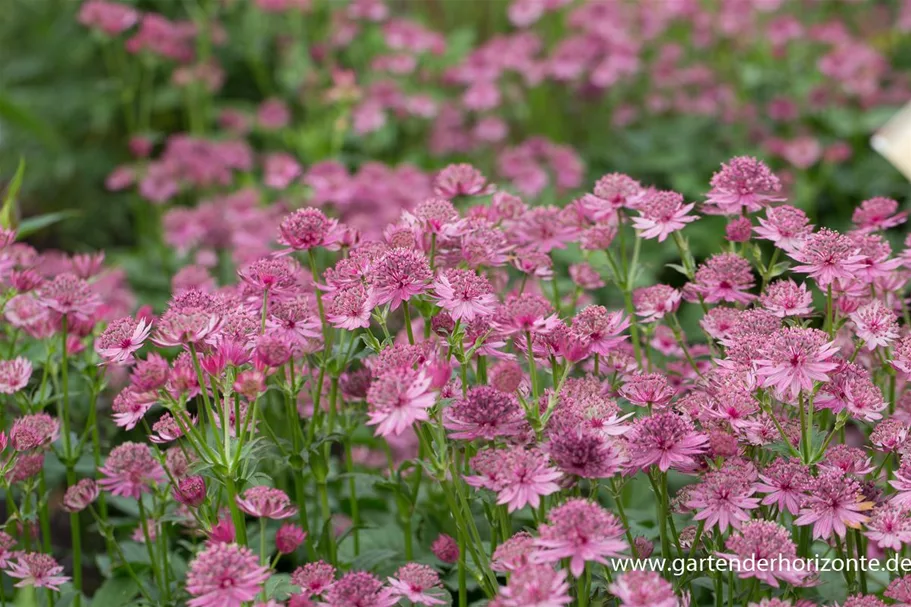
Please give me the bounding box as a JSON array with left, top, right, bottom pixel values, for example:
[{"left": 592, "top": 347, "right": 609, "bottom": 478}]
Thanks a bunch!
[
  {"left": 608, "top": 570, "right": 678, "bottom": 607},
  {"left": 278, "top": 208, "right": 342, "bottom": 251},
  {"left": 531, "top": 499, "right": 627, "bottom": 577},
  {"left": 571, "top": 306, "right": 628, "bottom": 355},
  {"left": 130, "top": 353, "right": 170, "bottom": 391},
  {"left": 186, "top": 543, "right": 270, "bottom": 607},
  {"left": 0, "top": 358, "right": 32, "bottom": 394},
  {"left": 631, "top": 190, "right": 697, "bottom": 242},
  {"left": 236, "top": 486, "right": 298, "bottom": 519},
  {"left": 431, "top": 534, "right": 459, "bottom": 564},
  {"left": 4, "top": 553, "right": 70, "bottom": 591},
  {"left": 691, "top": 253, "right": 756, "bottom": 304},
  {"left": 754, "top": 327, "right": 839, "bottom": 399},
  {"left": 443, "top": 386, "right": 527, "bottom": 441},
  {"left": 275, "top": 523, "right": 307, "bottom": 554},
  {"left": 150, "top": 412, "right": 194, "bottom": 444},
  {"left": 705, "top": 156, "right": 783, "bottom": 215},
  {"left": 95, "top": 317, "right": 152, "bottom": 364},
  {"left": 794, "top": 471, "right": 873, "bottom": 539},
  {"left": 547, "top": 428, "right": 625, "bottom": 479},
  {"left": 366, "top": 368, "right": 436, "bottom": 437},
  {"left": 625, "top": 412, "right": 708, "bottom": 473},
  {"left": 717, "top": 520, "right": 814, "bottom": 588},
  {"left": 173, "top": 475, "right": 207, "bottom": 508},
  {"left": 591, "top": 172, "right": 643, "bottom": 213},
  {"left": 368, "top": 248, "right": 432, "bottom": 310},
  {"left": 98, "top": 441, "right": 165, "bottom": 499},
  {"left": 387, "top": 564, "right": 445, "bottom": 606},
  {"left": 725, "top": 216, "right": 753, "bottom": 242},
  {"left": 789, "top": 228, "right": 866, "bottom": 287}
]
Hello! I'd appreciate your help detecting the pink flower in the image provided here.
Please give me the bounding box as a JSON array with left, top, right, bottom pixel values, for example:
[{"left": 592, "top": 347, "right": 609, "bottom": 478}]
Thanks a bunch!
[
  {"left": 433, "top": 163, "right": 494, "bottom": 199},
  {"left": 431, "top": 534, "right": 459, "bottom": 564},
  {"left": 755, "top": 458, "right": 811, "bottom": 516},
  {"left": 322, "top": 571, "right": 397, "bottom": 607},
  {"left": 326, "top": 285, "right": 373, "bottom": 330},
  {"left": 275, "top": 523, "right": 307, "bottom": 554},
  {"left": 493, "top": 293, "right": 560, "bottom": 336},
  {"left": 754, "top": 205, "right": 813, "bottom": 253},
  {"left": 889, "top": 460, "right": 911, "bottom": 508},
  {"left": 78, "top": 0, "right": 139, "bottom": 35},
  {"left": 608, "top": 570, "right": 678, "bottom": 607},
  {"left": 686, "top": 466, "right": 760, "bottom": 532},
  {"left": 236, "top": 486, "right": 298, "bottom": 519},
  {"left": 277, "top": 208, "right": 343, "bottom": 251},
  {"left": 238, "top": 257, "right": 301, "bottom": 295},
  {"left": 865, "top": 505, "right": 911, "bottom": 551},
  {"left": 366, "top": 368, "right": 436, "bottom": 437},
  {"left": 893, "top": 334, "right": 911, "bottom": 375},
  {"left": 4, "top": 553, "right": 70, "bottom": 591},
  {"left": 386, "top": 564, "right": 445, "bottom": 606},
  {"left": 546, "top": 428, "right": 626, "bottom": 479},
  {"left": 850, "top": 300, "right": 899, "bottom": 350},
  {"left": 291, "top": 560, "right": 336, "bottom": 596},
  {"left": 717, "top": 520, "right": 814, "bottom": 588},
  {"left": 111, "top": 388, "right": 156, "bottom": 430},
  {"left": 492, "top": 532, "right": 535, "bottom": 572},
  {"left": 36, "top": 273, "right": 101, "bottom": 322},
  {"left": 0, "top": 358, "right": 32, "bottom": 394},
  {"left": 619, "top": 373, "right": 676, "bottom": 409},
  {"left": 705, "top": 156, "right": 783, "bottom": 215},
  {"left": 98, "top": 441, "right": 165, "bottom": 499},
  {"left": 760, "top": 280, "right": 813, "bottom": 317},
  {"left": 625, "top": 412, "right": 708, "bottom": 473},
  {"left": 495, "top": 447, "right": 563, "bottom": 513},
  {"left": 571, "top": 306, "right": 628, "bottom": 355},
  {"left": 789, "top": 228, "right": 866, "bottom": 287},
  {"left": 633, "top": 285, "right": 681, "bottom": 322},
  {"left": 690, "top": 253, "right": 756, "bottom": 304},
  {"left": 263, "top": 152, "right": 302, "bottom": 190},
  {"left": 852, "top": 196, "right": 907, "bottom": 233},
  {"left": 531, "top": 499, "right": 627, "bottom": 577},
  {"left": 754, "top": 327, "right": 839, "bottom": 399},
  {"left": 186, "top": 543, "right": 270, "bottom": 607},
  {"left": 496, "top": 565, "right": 571, "bottom": 607},
  {"left": 368, "top": 248, "right": 432, "bottom": 310},
  {"left": 631, "top": 190, "right": 697, "bottom": 242},
  {"left": 10, "top": 413, "right": 59, "bottom": 451},
  {"left": 432, "top": 269, "right": 497, "bottom": 321},
  {"left": 152, "top": 308, "right": 222, "bottom": 347},
  {"left": 173, "top": 476, "right": 207, "bottom": 508},
  {"left": 95, "top": 317, "right": 152, "bottom": 364},
  {"left": 794, "top": 471, "right": 873, "bottom": 539},
  {"left": 63, "top": 478, "right": 100, "bottom": 513},
  {"left": 443, "top": 386, "right": 528, "bottom": 441}
]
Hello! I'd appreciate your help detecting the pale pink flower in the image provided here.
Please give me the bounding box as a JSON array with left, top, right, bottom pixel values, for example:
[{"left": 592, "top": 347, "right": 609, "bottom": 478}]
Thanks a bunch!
[
  {"left": 531, "top": 499, "right": 627, "bottom": 577},
  {"left": 496, "top": 565, "right": 571, "bottom": 607},
  {"left": 760, "top": 280, "right": 813, "bottom": 317},
  {"left": 4, "top": 553, "right": 70, "bottom": 591},
  {"left": 186, "top": 543, "right": 270, "bottom": 607},
  {"left": 625, "top": 412, "right": 708, "bottom": 473},
  {"left": 789, "top": 228, "right": 866, "bottom": 287},
  {"left": 687, "top": 467, "right": 760, "bottom": 532},
  {"left": 0, "top": 358, "right": 32, "bottom": 394},
  {"left": 852, "top": 196, "right": 907, "bottom": 233},
  {"left": 98, "top": 441, "right": 165, "bottom": 499},
  {"left": 608, "top": 570, "right": 678, "bottom": 607},
  {"left": 691, "top": 253, "right": 756, "bottom": 304},
  {"left": 754, "top": 205, "right": 813, "bottom": 253},
  {"left": 633, "top": 285, "right": 681, "bottom": 322},
  {"left": 849, "top": 300, "right": 899, "bottom": 350},
  {"left": 705, "top": 156, "right": 783, "bottom": 215},
  {"left": 386, "top": 564, "right": 445, "bottom": 606},
  {"left": 432, "top": 269, "right": 497, "bottom": 321},
  {"left": 794, "top": 471, "right": 873, "bottom": 539},
  {"left": 755, "top": 458, "right": 811, "bottom": 516},
  {"left": 236, "top": 486, "right": 298, "bottom": 519},
  {"left": 717, "top": 520, "right": 814, "bottom": 588},
  {"left": 865, "top": 505, "right": 911, "bottom": 551},
  {"left": 111, "top": 388, "right": 157, "bottom": 430},
  {"left": 754, "top": 328, "right": 839, "bottom": 399},
  {"left": 368, "top": 248, "right": 432, "bottom": 310}
]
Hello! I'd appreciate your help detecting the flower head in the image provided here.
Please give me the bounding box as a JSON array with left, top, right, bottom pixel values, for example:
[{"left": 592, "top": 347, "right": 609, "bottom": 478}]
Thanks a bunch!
[
  {"left": 111, "top": 388, "right": 157, "bottom": 431},
  {"left": 431, "top": 534, "right": 459, "bottom": 564},
  {"left": 63, "top": 479, "right": 99, "bottom": 513},
  {"left": 10, "top": 413, "right": 59, "bottom": 451},
  {"left": 98, "top": 441, "right": 165, "bottom": 499},
  {"left": 760, "top": 280, "right": 813, "bottom": 317},
  {"left": 865, "top": 505, "right": 911, "bottom": 551},
  {"left": 291, "top": 560, "right": 336, "bottom": 597},
  {"left": 852, "top": 196, "right": 907, "bottom": 233},
  {"left": 626, "top": 412, "right": 708, "bottom": 473},
  {"left": 36, "top": 273, "right": 101, "bottom": 322},
  {"left": 236, "top": 486, "right": 298, "bottom": 519},
  {"left": 850, "top": 300, "right": 899, "bottom": 350},
  {"left": 718, "top": 520, "right": 813, "bottom": 587},
  {"left": 706, "top": 156, "right": 783, "bottom": 215},
  {"left": 496, "top": 565, "right": 571, "bottom": 607},
  {"left": 432, "top": 269, "right": 496, "bottom": 321},
  {"left": 686, "top": 466, "right": 760, "bottom": 533},
  {"left": 619, "top": 373, "right": 676, "bottom": 409},
  {"left": 444, "top": 386, "right": 527, "bottom": 441},
  {"left": 366, "top": 368, "right": 436, "bottom": 437},
  {"left": 633, "top": 285, "right": 681, "bottom": 322},
  {"left": 433, "top": 163, "right": 493, "bottom": 199},
  {"left": 754, "top": 327, "right": 839, "bottom": 399},
  {"left": 631, "top": 190, "right": 697, "bottom": 242},
  {"left": 278, "top": 208, "right": 342, "bottom": 251},
  {"left": 754, "top": 205, "right": 813, "bottom": 253},
  {"left": 186, "top": 543, "right": 270, "bottom": 607},
  {"left": 492, "top": 532, "right": 535, "bottom": 572},
  {"left": 322, "top": 571, "right": 397, "bottom": 607},
  {"left": 532, "top": 498, "right": 628, "bottom": 576},
  {"left": 608, "top": 570, "right": 678, "bottom": 607},
  {"left": 794, "top": 470, "right": 873, "bottom": 539},
  {"left": 368, "top": 248, "right": 432, "bottom": 310},
  {"left": 276, "top": 523, "right": 307, "bottom": 554},
  {"left": 493, "top": 293, "right": 560, "bottom": 336},
  {"left": 0, "top": 358, "right": 32, "bottom": 394},
  {"left": 691, "top": 253, "right": 756, "bottom": 304},
  {"left": 755, "top": 458, "right": 811, "bottom": 516},
  {"left": 790, "top": 228, "right": 866, "bottom": 287},
  {"left": 387, "top": 564, "right": 444, "bottom": 606},
  {"left": 95, "top": 317, "right": 152, "bottom": 365},
  {"left": 4, "top": 553, "right": 70, "bottom": 591}
]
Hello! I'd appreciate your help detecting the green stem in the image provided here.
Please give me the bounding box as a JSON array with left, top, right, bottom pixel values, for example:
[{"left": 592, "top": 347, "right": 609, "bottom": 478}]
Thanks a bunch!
[
  {"left": 343, "top": 438, "right": 360, "bottom": 556},
  {"left": 403, "top": 300, "right": 415, "bottom": 345},
  {"left": 137, "top": 498, "right": 162, "bottom": 595}
]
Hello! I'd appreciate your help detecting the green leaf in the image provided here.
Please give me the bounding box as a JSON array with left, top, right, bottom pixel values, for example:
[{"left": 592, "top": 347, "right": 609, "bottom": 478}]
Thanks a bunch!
[
  {"left": 1, "top": 157, "right": 25, "bottom": 229},
  {"left": 17, "top": 210, "right": 81, "bottom": 238},
  {"left": 90, "top": 576, "right": 139, "bottom": 606},
  {"left": 350, "top": 548, "right": 399, "bottom": 572}
]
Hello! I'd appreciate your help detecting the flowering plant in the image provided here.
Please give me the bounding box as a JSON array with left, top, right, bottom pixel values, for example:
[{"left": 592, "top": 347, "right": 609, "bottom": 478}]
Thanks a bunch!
[{"left": 4, "top": 1, "right": 911, "bottom": 607}]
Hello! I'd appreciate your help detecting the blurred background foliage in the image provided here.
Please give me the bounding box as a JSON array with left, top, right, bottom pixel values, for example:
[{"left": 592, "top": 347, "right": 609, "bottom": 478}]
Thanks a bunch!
[{"left": 2, "top": 0, "right": 911, "bottom": 260}]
